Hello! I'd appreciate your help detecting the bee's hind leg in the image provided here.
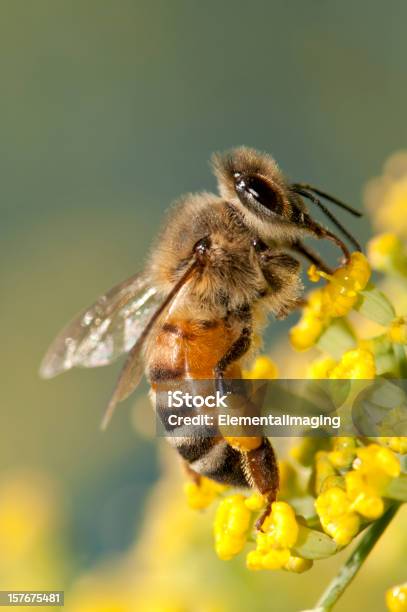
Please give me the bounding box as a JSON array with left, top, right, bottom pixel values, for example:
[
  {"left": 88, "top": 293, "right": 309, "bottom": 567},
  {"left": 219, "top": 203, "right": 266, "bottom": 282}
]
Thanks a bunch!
[
  {"left": 213, "top": 319, "right": 279, "bottom": 529},
  {"left": 241, "top": 438, "right": 280, "bottom": 531}
]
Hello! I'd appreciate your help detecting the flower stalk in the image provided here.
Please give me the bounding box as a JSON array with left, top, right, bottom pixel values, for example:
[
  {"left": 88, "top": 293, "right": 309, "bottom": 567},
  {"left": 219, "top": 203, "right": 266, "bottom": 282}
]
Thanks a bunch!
[{"left": 313, "top": 503, "right": 400, "bottom": 611}]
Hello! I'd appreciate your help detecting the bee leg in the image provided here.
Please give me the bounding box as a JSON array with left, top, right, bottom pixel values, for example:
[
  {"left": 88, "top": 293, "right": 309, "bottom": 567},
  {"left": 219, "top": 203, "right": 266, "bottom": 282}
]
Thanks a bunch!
[
  {"left": 214, "top": 324, "right": 252, "bottom": 380},
  {"left": 306, "top": 217, "right": 351, "bottom": 263},
  {"left": 214, "top": 322, "right": 252, "bottom": 401},
  {"left": 213, "top": 325, "right": 279, "bottom": 528},
  {"left": 241, "top": 438, "right": 279, "bottom": 531},
  {"left": 290, "top": 239, "right": 334, "bottom": 274},
  {"left": 225, "top": 437, "right": 279, "bottom": 530},
  {"left": 258, "top": 251, "right": 302, "bottom": 319}
]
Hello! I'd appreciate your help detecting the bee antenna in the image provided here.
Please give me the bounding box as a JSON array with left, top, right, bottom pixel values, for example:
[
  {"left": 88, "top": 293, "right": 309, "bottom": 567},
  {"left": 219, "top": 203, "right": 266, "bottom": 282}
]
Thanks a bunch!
[
  {"left": 291, "top": 183, "right": 362, "bottom": 217},
  {"left": 293, "top": 187, "right": 362, "bottom": 252}
]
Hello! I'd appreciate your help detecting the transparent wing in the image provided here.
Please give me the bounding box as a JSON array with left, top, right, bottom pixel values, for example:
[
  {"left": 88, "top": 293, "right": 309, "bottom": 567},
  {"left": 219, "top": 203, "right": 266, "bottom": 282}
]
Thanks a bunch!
[
  {"left": 100, "top": 260, "right": 199, "bottom": 429},
  {"left": 40, "top": 272, "right": 162, "bottom": 379}
]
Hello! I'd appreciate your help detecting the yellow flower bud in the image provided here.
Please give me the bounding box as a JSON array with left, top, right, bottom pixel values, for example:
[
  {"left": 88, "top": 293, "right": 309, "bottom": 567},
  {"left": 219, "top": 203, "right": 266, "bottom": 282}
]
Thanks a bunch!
[
  {"left": 290, "top": 289, "right": 329, "bottom": 351},
  {"left": 261, "top": 548, "right": 291, "bottom": 570},
  {"left": 184, "top": 477, "right": 226, "bottom": 510},
  {"left": 244, "top": 493, "right": 266, "bottom": 511},
  {"left": 321, "top": 512, "right": 360, "bottom": 547},
  {"left": 261, "top": 502, "right": 299, "bottom": 548},
  {"left": 307, "top": 264, "right": 321, "bottom": 283},
  {"left": 356, "top": 444, "right": 401, "bottom": 478},
  {"left": 379, "top": 437, "right": 407, "bottom": 454},
  {"left": 290, "top": 314, "right": 324, "bottom": 351},
  {"left": 323, "top": 252, "right": 371, "bottom": 317},
  {"left": 284, "top": 555, "right": 314, "bottom": 573},
  {"left": 246, "top": 547, "right": 290, "bottom": 570},
  {"left": 315, "top": 486, "right": 351, "bottom": 519},
  {"left": 308, "top": 356, "right": 337, "bottom": 379},
  {"left": 329, "top": 437, "right": 357, "bottom": 468},
  {"left": 246, "top": 549, "right": 264, "bottom": 570},
  {"left": 386, "top": 583, "right": 407, "bottom": 612},
  {"left": 329, "top": 348, "right": 376, "bottom": 380},
  {"left": 350, "top": 493, "right": 384, "bottom": 520},
  {"left": 213, "top": 495, "right": 251, "bottom": 560},
  {"left": 389, "top": 317, "right": 407, "bottom": 344},
  {"left": 243, "top": 355, "right": 279, "bottom": 379}
]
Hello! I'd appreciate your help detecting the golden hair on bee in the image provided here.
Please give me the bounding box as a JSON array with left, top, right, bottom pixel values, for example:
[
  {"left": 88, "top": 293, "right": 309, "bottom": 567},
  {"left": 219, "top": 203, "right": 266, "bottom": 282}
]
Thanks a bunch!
[
  {"left": 147, "top": 189, "right": 302, "bottom": 319},
  {"left": 40, "top": 145, "right": 362, "bottom": 530}
]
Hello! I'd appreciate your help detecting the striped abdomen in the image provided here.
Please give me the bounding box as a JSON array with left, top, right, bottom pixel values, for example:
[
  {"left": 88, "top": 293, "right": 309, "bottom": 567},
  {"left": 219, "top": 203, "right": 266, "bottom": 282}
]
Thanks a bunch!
[{"left": 147, "top": 318, "right": 242, "bottom": 385}]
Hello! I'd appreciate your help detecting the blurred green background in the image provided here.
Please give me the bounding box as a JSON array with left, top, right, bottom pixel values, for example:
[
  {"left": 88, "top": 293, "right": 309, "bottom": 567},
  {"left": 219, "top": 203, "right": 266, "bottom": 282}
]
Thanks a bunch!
[{"left": 1, "top": 1, "right": 407, "bottom": 610}]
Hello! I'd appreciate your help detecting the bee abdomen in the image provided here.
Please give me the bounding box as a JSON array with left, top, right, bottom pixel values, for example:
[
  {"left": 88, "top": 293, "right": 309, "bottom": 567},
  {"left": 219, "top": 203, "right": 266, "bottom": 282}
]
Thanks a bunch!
[{"left": 190, "top": 439, "right": 249, "bottom": 487}]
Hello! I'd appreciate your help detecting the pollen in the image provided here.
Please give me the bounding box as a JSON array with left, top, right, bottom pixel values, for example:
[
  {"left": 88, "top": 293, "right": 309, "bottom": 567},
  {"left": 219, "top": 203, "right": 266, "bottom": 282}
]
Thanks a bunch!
[
  {"left": 328, "top": 348, "right": 376, "bottom": 379},
  {"left": 213, "top": 495, "right": 252, "bottom": 560},
  {"left": 307, "top": 252, "right": 371, "bottom": 317},
  {"left": 245, "top": 501, "right": 305, "bottom": 572},
  {"left": 184, "top": 477, "right": 227, "bottom": 510}
]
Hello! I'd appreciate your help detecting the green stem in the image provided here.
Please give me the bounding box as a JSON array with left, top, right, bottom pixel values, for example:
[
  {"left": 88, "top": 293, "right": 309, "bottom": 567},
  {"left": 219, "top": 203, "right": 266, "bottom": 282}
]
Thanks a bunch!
[{"left": 314, "top": 503, "right": 399, "bottom": 611}]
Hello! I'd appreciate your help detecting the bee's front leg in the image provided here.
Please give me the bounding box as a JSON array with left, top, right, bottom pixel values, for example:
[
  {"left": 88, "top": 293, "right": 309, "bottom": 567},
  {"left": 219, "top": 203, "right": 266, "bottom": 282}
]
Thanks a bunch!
[{"left": 290, "top": 239, "right": 334, "bottom": 274}]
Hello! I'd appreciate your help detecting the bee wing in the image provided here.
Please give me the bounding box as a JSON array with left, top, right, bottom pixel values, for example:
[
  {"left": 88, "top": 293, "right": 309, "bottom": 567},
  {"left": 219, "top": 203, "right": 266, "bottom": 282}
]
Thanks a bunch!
[
  {"left": 101, "top": 260, "right": 198, "bottom": 430},
  {"left": 39, "top": 272, "right": 162, "bottom": 379}
]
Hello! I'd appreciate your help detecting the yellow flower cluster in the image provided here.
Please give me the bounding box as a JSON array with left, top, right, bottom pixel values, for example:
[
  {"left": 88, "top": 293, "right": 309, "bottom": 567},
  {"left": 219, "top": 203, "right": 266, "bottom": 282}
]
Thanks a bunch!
[
  {"left": 290, "top": 252, "right": 371, "bottom": 350},
  {"left": 308, "top": 348, "right": 376, "bottom": 380},
  {"left": 328, "top": 347, "right": 376, "bottom": 379},
  {"left": 213, "top": 494, "right": 252, "bottom": 560},
  {"left": 386, "top": 583, "right": 407, "bottom": 612},
  {"left": 184, "top": 477, "right": 227, "bottom": 510},
  {"left": 315, "top": 443, "right": 401, "bottom": 545},
  {"left": 211, "top": 494, "right": 312, "bottom": 573},
  {"left": 246, "top": 502, "right": 312, "bottom": 573}
]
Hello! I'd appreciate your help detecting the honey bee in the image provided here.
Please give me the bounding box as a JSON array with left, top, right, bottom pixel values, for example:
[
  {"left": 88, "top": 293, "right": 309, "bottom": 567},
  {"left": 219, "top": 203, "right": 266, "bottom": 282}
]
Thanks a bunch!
[{"left": 40, "top": 147, "right": 361, "bottom": 527}]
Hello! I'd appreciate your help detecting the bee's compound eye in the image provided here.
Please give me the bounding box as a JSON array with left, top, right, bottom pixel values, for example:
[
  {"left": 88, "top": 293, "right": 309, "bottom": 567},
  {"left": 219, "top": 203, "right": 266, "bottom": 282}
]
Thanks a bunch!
[
  {"left": 235, "top": 174, "right": 283, "bottom": 216},
  {"left": 194, "top": 236, "right": 211, "bottom": 258},
  {"left": 252, "top": 238, "right": 268, "bottom": 253}
]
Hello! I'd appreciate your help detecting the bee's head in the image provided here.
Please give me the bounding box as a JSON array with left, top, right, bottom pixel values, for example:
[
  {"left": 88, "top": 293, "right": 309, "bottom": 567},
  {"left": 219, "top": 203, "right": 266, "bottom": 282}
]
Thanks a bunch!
[{"left": 212, "top": 147, "right": 303, "bottom": 241}]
